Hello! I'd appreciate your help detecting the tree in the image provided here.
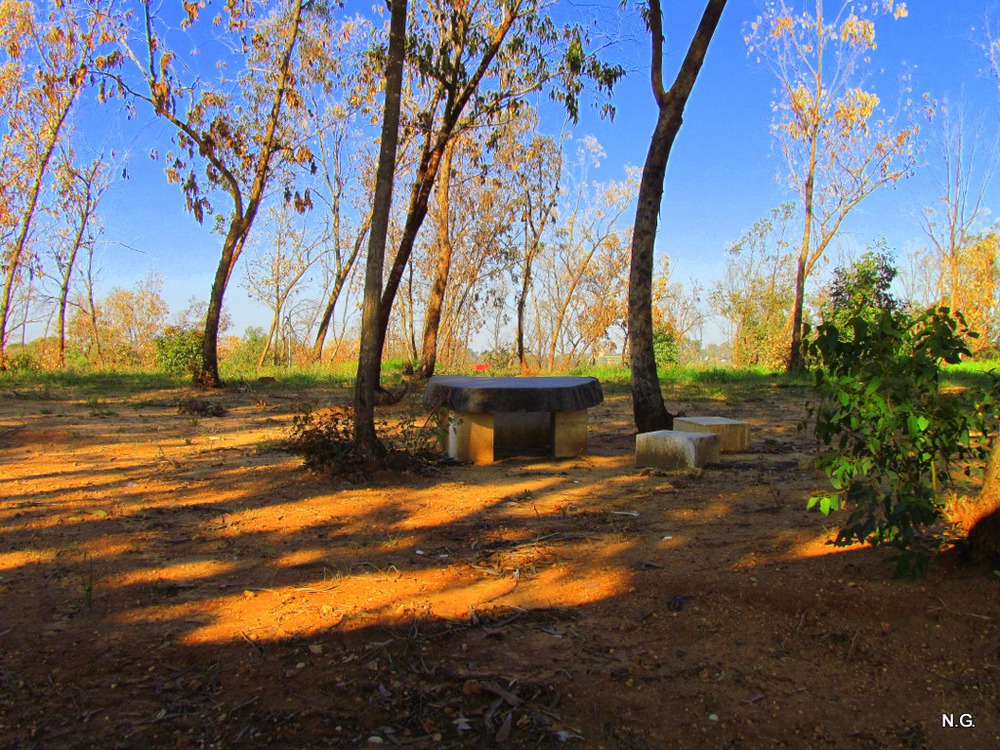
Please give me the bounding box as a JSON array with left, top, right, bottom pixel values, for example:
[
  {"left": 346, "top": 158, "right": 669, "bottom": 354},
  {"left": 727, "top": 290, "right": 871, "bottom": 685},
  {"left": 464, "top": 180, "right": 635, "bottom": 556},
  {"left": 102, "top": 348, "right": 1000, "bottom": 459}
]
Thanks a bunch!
[
  {"left": 820, "top": 246, "right": 903, "bottom": 331},
  {"left": 112, "top": 0, "right": 314, "bottom": 386},
  {"left": 354, "top": 0, "right": 621, "bottom": 455},
  {"left": 50, "top": 152, "right": 109, "bottom": 368},
  {"left": 299, "top": 18, "right": 379, "bottom": 363},
  {"left": 710, "top": 205, "right": 797, "bottom": 369},
  {"left": 968, "top": 439, "right": 1000, "bottom": 567},
  {"left": 628, "top": 0, "right": 727, "bottom": 433},
  {"left": 0, "top": 0, "right": 107, "bottom": 363},
  {"left": 747, "top": 0, "right": 918, "bottom": 372},
  {"left": 958, "top": 17, "right": 1000, "bottom": 562},
  {"left": 806, "top": 303, "right": 996, "bottom": 575},
  {"left": 652, "top": 255, "right": 705, "bottom": 357},
  {"left": 307, "top": 129, "right": 373, "bottom": 362},
  {"left": 415, "top": 130, "right": 516, "bottom": 377},
  {"left": 951, "top": 231, "right": 1000, "bottom": 356},
  {"left": 506, "top": 112, "right": 564, "bottom": 372},
  {"left": 414, "top": 137, "right": 458, "bottom": 378},
  {"left": 918, "top": 103, "right": 997, "bottom": 314},
  {"left": 538, "top": 144, "right": 638, "bottom": 369},
  {"left": 241, "top": 203, "right": 325, "bottom": 368},
  {"left": 68, "top": 273, "right": 168, "bottom": 367},
  {"left": 354, "top": 0, "right": 408, "bottom": 459}
]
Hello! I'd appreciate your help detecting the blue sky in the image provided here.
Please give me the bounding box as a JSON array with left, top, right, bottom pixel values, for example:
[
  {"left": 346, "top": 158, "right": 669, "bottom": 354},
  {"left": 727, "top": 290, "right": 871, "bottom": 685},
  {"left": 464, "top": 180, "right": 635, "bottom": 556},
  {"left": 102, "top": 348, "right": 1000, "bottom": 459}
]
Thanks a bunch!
[{"left": 80, "top": 0, "right": 1000, "bottom": 344}]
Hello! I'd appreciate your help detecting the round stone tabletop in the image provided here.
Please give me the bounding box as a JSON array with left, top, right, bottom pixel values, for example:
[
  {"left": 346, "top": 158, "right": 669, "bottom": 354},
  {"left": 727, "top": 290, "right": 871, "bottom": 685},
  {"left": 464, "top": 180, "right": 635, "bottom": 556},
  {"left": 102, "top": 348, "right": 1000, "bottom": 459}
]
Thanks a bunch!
[{"left": 422, "top": 376, "right": 604, "bottom": 413}]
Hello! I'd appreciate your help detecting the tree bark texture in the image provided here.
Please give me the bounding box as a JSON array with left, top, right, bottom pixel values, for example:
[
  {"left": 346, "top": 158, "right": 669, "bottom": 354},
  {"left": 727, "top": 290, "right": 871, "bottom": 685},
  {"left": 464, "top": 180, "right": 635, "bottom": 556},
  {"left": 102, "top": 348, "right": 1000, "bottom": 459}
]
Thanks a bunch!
[
  {"left": 417, "top": 139, "right": 456, "bottom": 378},
  {"left": 354, "top": 0, "right": 407, "bottom": 458},
  {"left": 628, "top": 0, "right": 727, "bottom": 433}
]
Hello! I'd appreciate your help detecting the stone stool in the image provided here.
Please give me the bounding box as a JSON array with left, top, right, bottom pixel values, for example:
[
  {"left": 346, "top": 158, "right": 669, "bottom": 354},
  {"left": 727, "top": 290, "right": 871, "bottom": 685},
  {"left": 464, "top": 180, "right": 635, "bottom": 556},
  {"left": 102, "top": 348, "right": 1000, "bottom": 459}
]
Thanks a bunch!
[
  {"left": 674, "top": 416, "right": 750, "bottom": 452},
  {"left": 635, "top": 429, "right": 721, "bottom": 470}
]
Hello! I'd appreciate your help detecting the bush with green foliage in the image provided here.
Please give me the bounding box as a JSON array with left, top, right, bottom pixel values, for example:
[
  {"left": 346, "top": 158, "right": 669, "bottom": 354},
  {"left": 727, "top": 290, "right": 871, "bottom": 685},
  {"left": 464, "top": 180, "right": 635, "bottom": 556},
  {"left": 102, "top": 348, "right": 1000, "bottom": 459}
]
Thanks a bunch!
[
  {"left": 805, "top": 305, "right": 998, "bottom": 576},
  {"left": 819, "top": 248, "right": 904, "bottom": 334},
  {"left": 154, "top": 327, "right": 203, "bottom": 375},
  {"left": 652, "top": 323, "right": 679, "bottom": 370},
  {"left": 1, "top": 350, "right": 40, "bottom": 372}
]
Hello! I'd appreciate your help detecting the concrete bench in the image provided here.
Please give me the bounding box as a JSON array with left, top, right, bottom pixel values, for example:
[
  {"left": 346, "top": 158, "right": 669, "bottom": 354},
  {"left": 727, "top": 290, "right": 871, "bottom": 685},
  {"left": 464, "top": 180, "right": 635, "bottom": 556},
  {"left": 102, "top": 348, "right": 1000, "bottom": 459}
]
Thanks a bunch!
[
  {"left": 422, "top": 376, "right": 604, "bottom": 464},
  {"left": 636, "top": 429, "right": 720, "bottom": 470},
  {"left": 674, "top": 416, "right": 751, "bottom": 452}
]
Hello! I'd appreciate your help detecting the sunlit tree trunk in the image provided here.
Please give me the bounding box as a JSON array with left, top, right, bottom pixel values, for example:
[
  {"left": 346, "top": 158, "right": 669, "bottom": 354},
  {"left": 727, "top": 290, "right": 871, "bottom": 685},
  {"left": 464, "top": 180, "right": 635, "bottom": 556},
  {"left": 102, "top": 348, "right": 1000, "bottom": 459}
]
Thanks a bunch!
[
  {"left": 311, "top": 222, "right": 368, "bottom": 362},
  {"left": 199, "top": 0, "right": 307, "bottom": 387},
  {"left": 354, "top": 0, "right": 407, "bottom": 458},
  {"left": 417, "top": 139, "right": 457, "bottom": 379},
  {"left": 629, "top": 0, "right": 727, "bottom": 433},
  {"left": 56, "top": 176, "right": 94, "bottom": 367},
  {"left": 969, "top": 440, "right": 1000, "bottom": 562}
]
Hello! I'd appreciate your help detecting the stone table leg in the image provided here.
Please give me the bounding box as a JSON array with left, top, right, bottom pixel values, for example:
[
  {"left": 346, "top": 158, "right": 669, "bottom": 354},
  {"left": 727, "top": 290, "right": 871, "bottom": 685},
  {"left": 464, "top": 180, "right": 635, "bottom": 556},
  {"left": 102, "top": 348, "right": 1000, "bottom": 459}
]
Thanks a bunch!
[
  {"left": 447, "top": 411, "right": 495, "bottom": 464},
  {"left": 552, "top": 410, "right": 588, "bottom": 457}
]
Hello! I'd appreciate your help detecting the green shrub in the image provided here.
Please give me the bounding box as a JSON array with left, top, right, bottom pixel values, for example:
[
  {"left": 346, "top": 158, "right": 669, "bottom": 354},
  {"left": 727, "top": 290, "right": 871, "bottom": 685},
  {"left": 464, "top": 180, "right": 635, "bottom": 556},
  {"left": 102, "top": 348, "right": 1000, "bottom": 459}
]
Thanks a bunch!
[
  {"left": 1, "top": 351, "right": 40, "bottom": 372},
  {"left": 154, "top": 327, "right": 203, "bottom": 375},
  {"left": 652, "top": 323, "right": 679, "bottom": 370},
  {"left": 805, "top": 305, "right": 998, "bottom": 576},
  {"left": 819, "top": 248, "right": 904, "bottom": 335}
]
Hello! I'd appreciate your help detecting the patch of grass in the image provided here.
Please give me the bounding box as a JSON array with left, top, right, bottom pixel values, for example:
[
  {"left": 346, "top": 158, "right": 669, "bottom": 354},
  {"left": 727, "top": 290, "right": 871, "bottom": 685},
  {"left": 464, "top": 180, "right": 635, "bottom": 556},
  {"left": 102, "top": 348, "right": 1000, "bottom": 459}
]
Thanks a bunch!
[
  {"left": 86, "top": 398, "right": 118, "bottom": 418},
  {"left": 3, "top": 361, "right": 824, "bottom": 417},
  {"left": 567, "top": 363, "right": 810, "bottom": 401},
  {"left": 943, "top": 360, "right": 999, "bottom": 391},
  {"left": 248, "top": 437, "right": 283, "bottom": 453},
  {"left": 1, "top": 368, "right": 185, "bottom": 397}
]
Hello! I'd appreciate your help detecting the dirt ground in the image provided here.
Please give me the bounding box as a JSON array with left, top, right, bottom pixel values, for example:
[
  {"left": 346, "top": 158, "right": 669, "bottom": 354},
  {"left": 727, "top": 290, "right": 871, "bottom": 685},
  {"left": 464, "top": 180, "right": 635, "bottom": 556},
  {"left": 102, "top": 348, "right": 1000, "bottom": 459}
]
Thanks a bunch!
[{"left": 0, "top": 377, "right": 997, "bottom": 749}]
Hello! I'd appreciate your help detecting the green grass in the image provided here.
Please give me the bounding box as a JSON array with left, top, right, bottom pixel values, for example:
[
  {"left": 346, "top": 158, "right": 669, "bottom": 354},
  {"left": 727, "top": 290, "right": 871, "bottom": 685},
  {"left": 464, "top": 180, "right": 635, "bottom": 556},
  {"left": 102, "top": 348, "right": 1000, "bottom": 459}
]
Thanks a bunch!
[
  {"left": 5, "top": 359, "right": 994, "bottom": 406},
  {"left": 942, "top": 360, "right": 1000, "bottom": 391},
  {"left": 0, "top": 368, "right": 186, "bottom": 397}
]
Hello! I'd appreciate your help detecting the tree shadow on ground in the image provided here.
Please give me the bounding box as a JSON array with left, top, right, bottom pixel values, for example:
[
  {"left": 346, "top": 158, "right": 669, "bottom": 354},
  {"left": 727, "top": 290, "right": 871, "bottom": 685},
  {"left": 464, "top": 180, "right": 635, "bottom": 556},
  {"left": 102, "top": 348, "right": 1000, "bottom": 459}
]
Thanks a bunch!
[{"left": 0, "top": 382, "right": 997, "bottom": 749}]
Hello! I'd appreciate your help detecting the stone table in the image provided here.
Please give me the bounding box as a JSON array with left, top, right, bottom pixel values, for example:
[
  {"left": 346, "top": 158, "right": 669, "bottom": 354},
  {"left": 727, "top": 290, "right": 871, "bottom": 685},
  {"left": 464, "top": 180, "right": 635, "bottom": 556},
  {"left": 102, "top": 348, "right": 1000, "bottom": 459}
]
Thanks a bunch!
[{"left": 422, "top": 376, "right": 604, "bottom": 464}]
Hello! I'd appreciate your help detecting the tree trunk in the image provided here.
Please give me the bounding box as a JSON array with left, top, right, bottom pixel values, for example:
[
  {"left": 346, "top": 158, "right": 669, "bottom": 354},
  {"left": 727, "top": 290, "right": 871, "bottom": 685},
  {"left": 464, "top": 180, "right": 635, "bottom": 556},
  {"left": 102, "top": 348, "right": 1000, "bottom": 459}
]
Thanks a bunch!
[
  {"left": 257, "top": 305, "right": 281, "bottom": 370},
  {"left": 195, "top": 0, "right": 307, "bottom": 387},
  {"left": 374, "top": 140, "right": 448, "bottom": 379},
  {"left": 968, "top": 439, "right": 1000, "bottom": 564},
  {"left": 629, "top": 0, "right": 727, "bottom": 433},
  {"left": 354, "top": 0, "right": 407, "bottom": 459},
  {"left": 56, "top": 221, "right": 86, "bottom": 368},
  {"left": 516, "top": 181, "right": 560, "bottom": 373},
  {"left": 372, "top": 6, "right": 520, "bottom": 383},
  {"left": 200, "top": 217, "right": 250, "bottom": 386},
  {"left": 516, "top": 252, "right": 533, "bottom": 372},
  {"left": 980, "top": 439, "right": 1000, "bottom": 508},
  {"left": 311, "top": 221, "right": 368, "bottom": 362},
  {"left": 0, "top": 93, "right": 77, "bottom": 359},
  {"left": 549, "top": 245, "right": 600, "bottom": 370},
  {"left": 786, "top": 240, "right": 810, "bottom": 372},
  {"left": 417, "top": 139, "right": 457, "bottom": 378}
]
